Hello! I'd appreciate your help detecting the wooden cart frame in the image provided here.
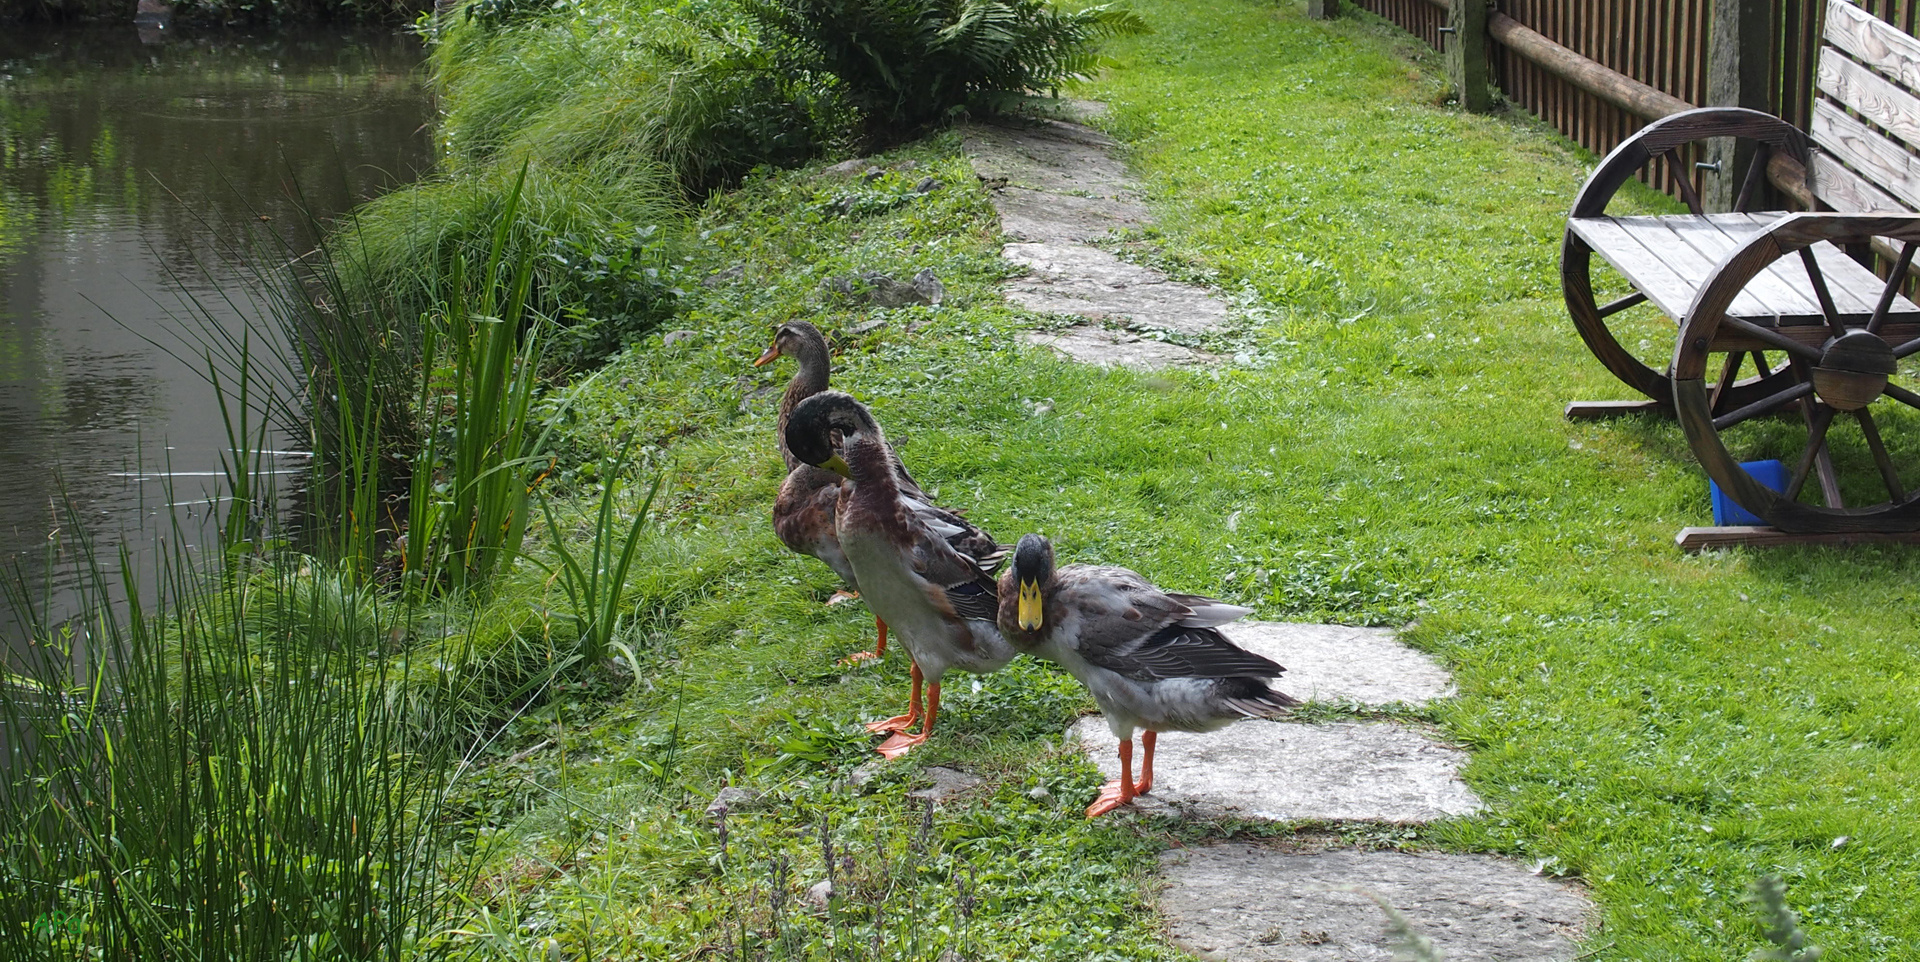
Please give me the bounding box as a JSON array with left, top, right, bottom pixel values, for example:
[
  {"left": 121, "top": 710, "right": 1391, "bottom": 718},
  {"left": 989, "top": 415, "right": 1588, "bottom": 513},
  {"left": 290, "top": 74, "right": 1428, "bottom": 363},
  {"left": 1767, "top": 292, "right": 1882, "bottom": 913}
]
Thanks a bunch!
[{"left": 1563, "top": 0, "right": 1920, "bottom": 549}]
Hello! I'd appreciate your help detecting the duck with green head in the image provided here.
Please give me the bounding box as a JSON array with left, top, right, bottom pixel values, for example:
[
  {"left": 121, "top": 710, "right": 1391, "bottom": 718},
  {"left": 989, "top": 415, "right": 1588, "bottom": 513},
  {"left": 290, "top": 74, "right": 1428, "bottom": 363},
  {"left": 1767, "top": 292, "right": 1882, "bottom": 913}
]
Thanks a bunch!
[
  {"left": 999, "top": 534, "right": 1299, "bottom": 816},
  {"left": 786, "top": 390, "right": 1011, "bottom": 757}
]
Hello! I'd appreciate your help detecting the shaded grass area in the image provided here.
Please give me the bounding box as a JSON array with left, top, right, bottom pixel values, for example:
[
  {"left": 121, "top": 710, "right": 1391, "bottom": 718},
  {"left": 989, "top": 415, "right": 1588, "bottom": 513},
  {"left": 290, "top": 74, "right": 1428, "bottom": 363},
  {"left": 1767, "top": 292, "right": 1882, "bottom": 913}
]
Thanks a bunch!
[{"left": 433, "top": 2, "right": 1920, "bottom": 961}]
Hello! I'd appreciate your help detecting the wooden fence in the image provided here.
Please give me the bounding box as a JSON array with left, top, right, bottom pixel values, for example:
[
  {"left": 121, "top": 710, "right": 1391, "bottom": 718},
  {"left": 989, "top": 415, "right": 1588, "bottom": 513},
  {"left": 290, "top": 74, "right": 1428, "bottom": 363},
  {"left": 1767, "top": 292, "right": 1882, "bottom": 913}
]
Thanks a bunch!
[{"left": 1347, "top": 0, "right": 1918, "bottom": 203}]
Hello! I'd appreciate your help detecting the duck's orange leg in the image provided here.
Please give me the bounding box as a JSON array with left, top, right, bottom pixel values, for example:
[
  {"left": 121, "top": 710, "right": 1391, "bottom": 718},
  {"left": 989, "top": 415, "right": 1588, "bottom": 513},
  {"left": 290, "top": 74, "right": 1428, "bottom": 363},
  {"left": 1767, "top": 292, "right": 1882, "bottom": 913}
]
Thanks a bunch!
[
  {"left": 876, "top": 681, "right": 938, "bottom": 758},
  {"left": 864, "top": 660, "right": 920, "bottom": 734},
  {"left": 839, "top": 617, "right": 888, "bottom": 665},
  {"left": 1135, "top": 730, "right": 1157, "bottom": 795},
  {"left": 1086, "top": 738, "right": 1137, "bottom": 817}
]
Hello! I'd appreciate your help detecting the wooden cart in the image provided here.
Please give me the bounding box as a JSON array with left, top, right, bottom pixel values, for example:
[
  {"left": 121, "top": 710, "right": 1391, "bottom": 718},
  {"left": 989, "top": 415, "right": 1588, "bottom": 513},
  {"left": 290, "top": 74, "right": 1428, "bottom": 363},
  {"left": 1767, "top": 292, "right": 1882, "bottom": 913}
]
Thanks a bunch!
[{"left": 1563, "top": 0, "right": 1920, "bottom": 549}]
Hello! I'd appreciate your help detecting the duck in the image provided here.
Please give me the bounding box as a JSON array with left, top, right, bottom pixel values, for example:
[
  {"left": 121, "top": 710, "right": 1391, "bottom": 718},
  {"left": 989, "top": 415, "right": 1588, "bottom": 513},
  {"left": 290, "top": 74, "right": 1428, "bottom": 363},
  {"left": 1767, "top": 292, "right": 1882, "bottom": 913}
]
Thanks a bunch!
[
  {"left": 755, "top": 320, "right": 897, "bottom": 663},
  {"left": 997, "top": 533, "right": 1298, "bottom": 817},
  {"left": 785, "top": 390, "right": 1013, "bottom": 757}
]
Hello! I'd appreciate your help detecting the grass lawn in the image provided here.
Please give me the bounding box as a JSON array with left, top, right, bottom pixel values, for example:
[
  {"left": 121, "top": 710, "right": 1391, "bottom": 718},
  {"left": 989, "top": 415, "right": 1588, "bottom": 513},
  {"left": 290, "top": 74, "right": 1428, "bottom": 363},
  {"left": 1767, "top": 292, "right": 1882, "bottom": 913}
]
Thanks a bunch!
[{"left": 453, "top": 1, "right": 1920, "bottom": 958}]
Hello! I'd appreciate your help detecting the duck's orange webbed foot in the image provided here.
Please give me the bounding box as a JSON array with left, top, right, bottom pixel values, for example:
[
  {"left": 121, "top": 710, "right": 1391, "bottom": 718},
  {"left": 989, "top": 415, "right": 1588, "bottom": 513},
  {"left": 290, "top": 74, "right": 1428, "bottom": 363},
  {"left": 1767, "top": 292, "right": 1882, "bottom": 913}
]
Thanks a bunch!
[
  {"left": 1086, "top": 736, "right": 1139, "bottom": 817},
  {"left": 1085, "top": 779, "right": 1136, "bottom": 817},
  {"left": 827, "top": 589, "right": 860, "bottom": 606},
  {"left": 836, "top": 618, "right": 889, "bottom": 666},
  {"left": 864, "top": 712, "right": 917, "bottom": 735},
  {"left": 875, "top": 731, "right": 929, "bottom": 759}
]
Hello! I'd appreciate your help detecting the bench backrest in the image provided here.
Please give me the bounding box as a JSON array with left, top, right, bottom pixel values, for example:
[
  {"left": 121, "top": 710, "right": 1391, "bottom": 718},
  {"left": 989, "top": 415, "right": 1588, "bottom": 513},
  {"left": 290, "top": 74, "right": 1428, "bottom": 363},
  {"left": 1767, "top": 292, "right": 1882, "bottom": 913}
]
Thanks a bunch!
[{"left": 1810, "top": 0, "right": 1920, "bottom": 214}]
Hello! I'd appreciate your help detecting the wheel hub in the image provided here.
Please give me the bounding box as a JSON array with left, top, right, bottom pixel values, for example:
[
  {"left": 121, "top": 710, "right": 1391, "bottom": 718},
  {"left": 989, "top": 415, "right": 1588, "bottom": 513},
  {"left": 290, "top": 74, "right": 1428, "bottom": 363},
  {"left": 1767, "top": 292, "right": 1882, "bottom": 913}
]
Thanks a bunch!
[{"left": 1813, "top": 329, "right": 1896, "bottom": 411}]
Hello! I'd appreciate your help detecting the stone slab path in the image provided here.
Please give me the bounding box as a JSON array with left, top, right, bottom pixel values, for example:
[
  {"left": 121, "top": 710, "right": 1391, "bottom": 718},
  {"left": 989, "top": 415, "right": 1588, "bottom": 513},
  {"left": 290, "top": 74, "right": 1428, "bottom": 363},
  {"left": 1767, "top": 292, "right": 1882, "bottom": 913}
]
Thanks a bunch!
[
  {"left": 1160, "top": 844, "right": 1592, "bottom": 962},
  {"left": 962, "top": 107, "right": 1594, "bottom": 958},
  {"left": 962, "top": 117, "right": 1231, "bottom": 368},
  {"left": 1071, "top": 717, "right": 1482, "bottom": 823}
]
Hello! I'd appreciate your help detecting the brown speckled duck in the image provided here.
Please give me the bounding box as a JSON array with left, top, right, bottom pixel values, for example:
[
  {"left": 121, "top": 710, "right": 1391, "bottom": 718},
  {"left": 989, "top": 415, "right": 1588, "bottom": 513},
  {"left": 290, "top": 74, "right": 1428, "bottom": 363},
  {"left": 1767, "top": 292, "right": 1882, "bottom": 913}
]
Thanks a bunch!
[
  {"left": 786, "top": 391, "right": 1011, "bottom": 758},
  {"left": 756, "top": 321, "right": 893, "bottom": 663},
  {"left": 999, "top": 534, "right": 1298, "bottom": 816}
]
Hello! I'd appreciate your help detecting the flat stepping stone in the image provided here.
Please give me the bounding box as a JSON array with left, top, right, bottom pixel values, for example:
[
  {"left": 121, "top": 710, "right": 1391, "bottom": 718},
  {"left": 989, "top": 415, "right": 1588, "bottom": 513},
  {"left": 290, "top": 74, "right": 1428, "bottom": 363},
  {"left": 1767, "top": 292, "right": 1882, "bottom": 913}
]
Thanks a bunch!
[
  {"left": 1160, "top": 843, "right": 1592, "bottom": 961},
  {"left": 1020, "top": 326, "right": 1218, "bottom": 369},
  {"left": 1002, "top": 242, "right": 1231, "bottom": 335},
  {"left": 1070, "top": 717, "right": 1482, "bottom": 822},
  {"left": 960, "top": 119, "right": 1147, "bottom": 242},
  {"left": 1222, "top": 622, "right": 1454, "bottom": 707},
  {"left": 963, "top": 109, "right": 1237, "bottom": 370}
]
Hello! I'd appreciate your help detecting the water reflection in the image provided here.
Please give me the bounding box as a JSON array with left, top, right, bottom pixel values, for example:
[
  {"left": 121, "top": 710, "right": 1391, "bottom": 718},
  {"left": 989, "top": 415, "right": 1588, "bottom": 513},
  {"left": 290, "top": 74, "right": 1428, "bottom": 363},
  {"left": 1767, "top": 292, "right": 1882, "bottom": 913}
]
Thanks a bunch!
[{"left": 0, "top": 25, "right": 434, "bottom": 651}]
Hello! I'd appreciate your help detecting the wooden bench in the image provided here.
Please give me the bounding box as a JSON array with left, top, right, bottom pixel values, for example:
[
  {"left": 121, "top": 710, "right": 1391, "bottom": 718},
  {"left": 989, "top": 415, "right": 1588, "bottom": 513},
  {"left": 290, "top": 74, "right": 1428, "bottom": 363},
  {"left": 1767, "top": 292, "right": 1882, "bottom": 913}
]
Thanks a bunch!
[{"left": 1561, "top": 0, "right": 1920, "bottom": 546}]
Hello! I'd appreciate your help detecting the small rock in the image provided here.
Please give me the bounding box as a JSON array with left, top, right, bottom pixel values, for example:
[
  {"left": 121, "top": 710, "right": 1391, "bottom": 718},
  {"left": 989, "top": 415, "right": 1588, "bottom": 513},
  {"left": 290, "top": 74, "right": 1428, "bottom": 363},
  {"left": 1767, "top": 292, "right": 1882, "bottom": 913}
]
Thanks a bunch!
[
  {"left": 861, "top": 165, "right": 885, "bottom": 182},
  {"left": 823, "top": 158, "right": 868, "bottom": 177},
  {"left": 913, "top": 176, "right": 943, "bottom": 194},
  {"left": 898, "top": 160, "right": 919, "bottom": 171},
  {"left": 935, "top": 950, "right": 966, "bottom": 962},
  {"left": 909, "top": 268, "right": 945, "bottom": 305},
  {"left": 662, "top": 329, "right": 698, "bottom": 347},
  {"left": 851, "top": 318, "right": 888, "bottom": 336},
  {"left": 907, "top": 765, "right": 984, "bottom": 804},
  {"left": 704, "top": 785, "right": 759, "bottom": 819},
  {"left": 1027, "top": 784, "right": 1052, "bottom": 802},
  {"left": 701, "top": 264, "right": 744, "bottom": 287},
  {"left": 849, "top": 761, "right": 885, "bottom": 788},
  {"left": 804, "top": 879, "right": 833, "bottom": 912}
]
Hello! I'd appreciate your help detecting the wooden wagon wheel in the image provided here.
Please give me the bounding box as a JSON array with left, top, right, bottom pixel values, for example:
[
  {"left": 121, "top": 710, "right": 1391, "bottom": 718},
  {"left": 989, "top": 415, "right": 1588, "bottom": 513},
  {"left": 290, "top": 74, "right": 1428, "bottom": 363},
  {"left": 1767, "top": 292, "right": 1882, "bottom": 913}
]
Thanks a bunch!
[
  {"left": 1674, "top": 213, "right": 1920, "bottom": 533},
  {"left": 1564, "top": 107, "right": 1812, "bottom": 411}
]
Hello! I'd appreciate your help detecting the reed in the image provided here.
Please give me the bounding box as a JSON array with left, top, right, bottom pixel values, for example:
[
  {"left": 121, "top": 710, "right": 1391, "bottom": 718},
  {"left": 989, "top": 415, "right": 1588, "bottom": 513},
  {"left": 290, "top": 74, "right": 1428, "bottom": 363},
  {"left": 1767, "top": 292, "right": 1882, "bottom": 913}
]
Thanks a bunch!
[{"left": 0, "top": 494, "right": 474, "bottom": 960}]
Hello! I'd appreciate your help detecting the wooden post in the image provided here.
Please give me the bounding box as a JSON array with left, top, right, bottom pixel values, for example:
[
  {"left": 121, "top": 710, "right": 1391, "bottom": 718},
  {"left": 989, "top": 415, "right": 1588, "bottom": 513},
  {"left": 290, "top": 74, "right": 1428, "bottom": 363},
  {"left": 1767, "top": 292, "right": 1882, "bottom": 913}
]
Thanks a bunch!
[
  {"left": 1447, "top": 0, "right": 1492, "bottom": 113},
  {"left": 1307, "top": 0, "right": 1339, "bottom": 19},
  {"left": 1705, "top": 0, "right": 1773, "bottom": 211}
]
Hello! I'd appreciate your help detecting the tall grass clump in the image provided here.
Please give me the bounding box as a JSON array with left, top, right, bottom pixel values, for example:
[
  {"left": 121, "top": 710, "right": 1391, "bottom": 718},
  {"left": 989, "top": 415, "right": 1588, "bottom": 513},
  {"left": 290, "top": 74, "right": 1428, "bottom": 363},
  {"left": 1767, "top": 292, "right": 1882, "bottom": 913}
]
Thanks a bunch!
[{"left": 0, "top": 502, "right": 472, "bottom": 960}]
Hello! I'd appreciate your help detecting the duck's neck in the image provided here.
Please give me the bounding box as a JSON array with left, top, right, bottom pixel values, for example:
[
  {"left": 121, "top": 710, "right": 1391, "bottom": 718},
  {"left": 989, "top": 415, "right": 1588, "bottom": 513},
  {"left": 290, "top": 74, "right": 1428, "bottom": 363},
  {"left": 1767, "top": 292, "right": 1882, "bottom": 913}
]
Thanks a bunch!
[
  {"left": 844, "top": 434, "right": 901, "bottom": 507},
  {"left": 775, "top": 343, "right": 831, "bottom": 472}
]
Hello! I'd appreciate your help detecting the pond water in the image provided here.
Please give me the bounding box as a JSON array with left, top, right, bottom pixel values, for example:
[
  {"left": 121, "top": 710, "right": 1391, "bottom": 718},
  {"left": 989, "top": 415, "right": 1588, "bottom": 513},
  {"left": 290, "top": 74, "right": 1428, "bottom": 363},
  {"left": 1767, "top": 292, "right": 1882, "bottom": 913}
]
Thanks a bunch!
[{"left": 0, "top": 24, "right": 435, "bottom": 651}]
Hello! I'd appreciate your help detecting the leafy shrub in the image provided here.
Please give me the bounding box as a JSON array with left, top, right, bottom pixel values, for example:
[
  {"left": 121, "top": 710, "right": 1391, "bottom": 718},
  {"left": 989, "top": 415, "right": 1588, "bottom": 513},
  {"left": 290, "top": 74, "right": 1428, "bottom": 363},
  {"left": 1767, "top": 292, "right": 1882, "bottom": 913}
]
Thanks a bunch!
[{"left": 744, "top": 0, "right": 1147, "bottom": 143}]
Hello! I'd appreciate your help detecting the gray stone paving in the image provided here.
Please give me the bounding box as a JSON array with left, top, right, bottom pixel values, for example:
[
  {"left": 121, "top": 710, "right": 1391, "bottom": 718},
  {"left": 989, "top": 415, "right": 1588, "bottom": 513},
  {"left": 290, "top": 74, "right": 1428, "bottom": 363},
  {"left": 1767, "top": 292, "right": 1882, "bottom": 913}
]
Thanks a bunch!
[
  {"left": 1160, "top": 844, "right": 1592, "bottom": 962},
  {"left": 1020, "top": 325, "right": 1218, "bottom": 369},
  {"left": 1002, "top": 243, "right": 1230, "bottom": 334},
  {"left": 1070, "top": 717, "right": 1483, "bottom": 823},
  {"left": 963, "top": 116, "right": 1233, "bottom": 368},
  {"left": 1223, "top": 622, "right": 1455, "bottom": 707}
]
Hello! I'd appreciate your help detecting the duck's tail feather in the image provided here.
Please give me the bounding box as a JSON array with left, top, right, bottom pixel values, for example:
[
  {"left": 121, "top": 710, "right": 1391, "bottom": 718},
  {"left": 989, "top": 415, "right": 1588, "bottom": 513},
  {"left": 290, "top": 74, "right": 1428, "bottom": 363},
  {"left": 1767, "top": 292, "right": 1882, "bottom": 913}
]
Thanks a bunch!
[{"left": 1218, "top": 678, "right": 1300, "bottom": 719}]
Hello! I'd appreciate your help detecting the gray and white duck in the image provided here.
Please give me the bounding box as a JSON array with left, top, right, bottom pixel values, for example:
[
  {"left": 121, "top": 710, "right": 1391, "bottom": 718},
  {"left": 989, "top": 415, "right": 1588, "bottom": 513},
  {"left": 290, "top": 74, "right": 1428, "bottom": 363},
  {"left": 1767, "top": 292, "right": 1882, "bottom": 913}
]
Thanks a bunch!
[
  {"left": 785, "top": 390, "right": 1012, "bottom": 757},
  {"left": 998, "top": 534, "right": 1298, "bottom": 816}
]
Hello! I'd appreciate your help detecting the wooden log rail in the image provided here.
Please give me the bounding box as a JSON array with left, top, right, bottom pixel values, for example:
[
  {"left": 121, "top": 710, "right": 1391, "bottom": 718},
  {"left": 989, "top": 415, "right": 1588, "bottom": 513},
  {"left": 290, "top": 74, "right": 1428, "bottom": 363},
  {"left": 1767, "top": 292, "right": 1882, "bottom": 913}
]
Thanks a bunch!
[
  {"left": 1406, "top": 0, "right": 1824, "bottom": 211},
  {"left": 1415, "top": 0, "right": 1689, "bottom": 122}
]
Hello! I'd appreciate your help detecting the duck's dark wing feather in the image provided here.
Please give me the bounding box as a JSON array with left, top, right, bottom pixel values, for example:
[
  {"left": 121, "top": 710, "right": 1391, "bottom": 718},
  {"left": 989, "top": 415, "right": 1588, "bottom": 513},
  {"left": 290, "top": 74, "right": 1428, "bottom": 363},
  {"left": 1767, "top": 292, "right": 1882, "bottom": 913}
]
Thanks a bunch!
[
  {"left": 905, "top": 512, "right": 1002, "bottom": 621},
  {"left": 1083, "top": 623, "right": 1285, "bottom": 683}
]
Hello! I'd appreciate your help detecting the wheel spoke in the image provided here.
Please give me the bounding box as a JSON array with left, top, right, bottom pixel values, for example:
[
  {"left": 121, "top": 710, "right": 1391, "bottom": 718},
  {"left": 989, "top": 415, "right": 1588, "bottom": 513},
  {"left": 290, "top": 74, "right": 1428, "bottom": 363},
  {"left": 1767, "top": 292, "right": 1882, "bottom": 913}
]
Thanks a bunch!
[
  {"left": 1855, "top": 407, "right": 1906, "bottom": 502},
  {"left": 1867, "top": 241, "right": 1917, "bottom": 336},
  {"left": 1666, "top": 149, "right": 1705, "bottom": 215},
  {"left": 1785, "top": 404, "right": 1837, "bottom": 503},
  {"left": 1893, "top": 335, "right": 1920, "bottom": 360},
  {"left": 1710, "top": 352, "right": 1744, "bottom": 415},
  {"left": 1597, "top": 291, "right": 1648, "bottom": 318},
  {"left": 1886, "top": 382, "right": 1920, "bottom": 411},
  {"left": 1717, "top": 316, "right": 1825, "bottom": 361},
  {"left": 1712, "top": 381, "right": 1813, "bottom": 430},
  {"left": 1751, "top": 351, "right": 1773, "bottom": 378},
  {"left": 1797, "top": 246, "right": 1848, "bottom": 340},
  {"left": 1733, "top": 143, "right": 1771, "bottom": 213}
]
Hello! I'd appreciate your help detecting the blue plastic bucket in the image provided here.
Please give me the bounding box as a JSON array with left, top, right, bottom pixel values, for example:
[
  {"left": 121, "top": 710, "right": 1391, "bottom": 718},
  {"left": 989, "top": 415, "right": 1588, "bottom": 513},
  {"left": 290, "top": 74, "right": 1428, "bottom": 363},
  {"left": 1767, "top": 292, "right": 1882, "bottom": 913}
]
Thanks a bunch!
[{"left": 1708, "top": 459, "right": 1789, "bottom": 526}]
